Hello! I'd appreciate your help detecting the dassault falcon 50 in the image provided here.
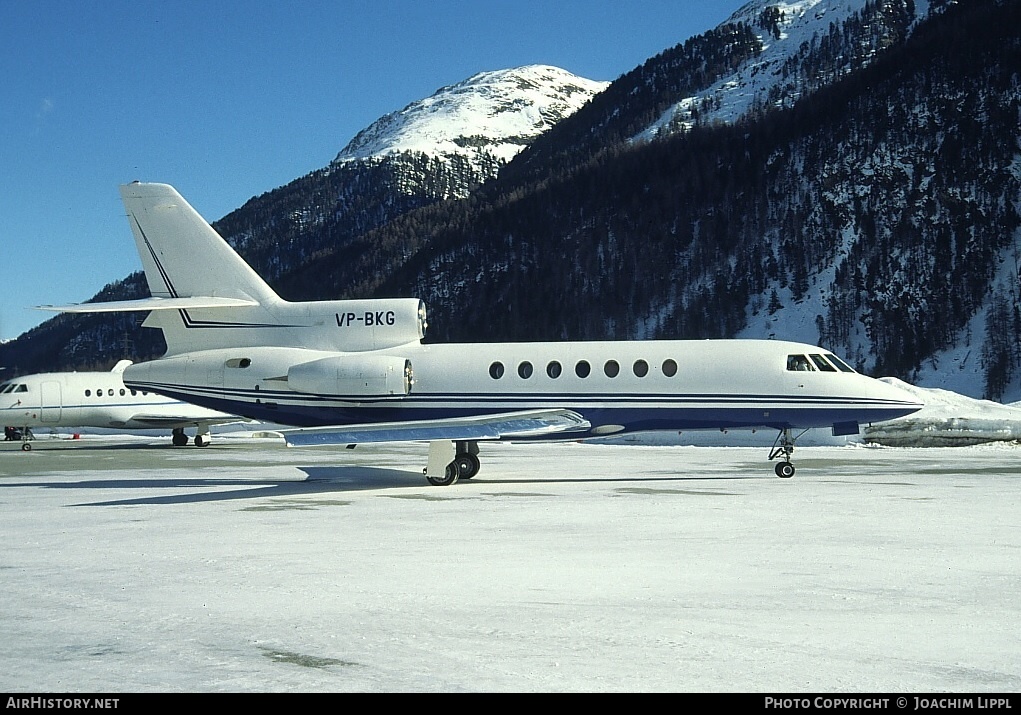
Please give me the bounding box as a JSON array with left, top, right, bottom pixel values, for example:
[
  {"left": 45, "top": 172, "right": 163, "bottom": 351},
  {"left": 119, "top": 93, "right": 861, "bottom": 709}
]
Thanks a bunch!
[{"left": 42, "top": 182, "right": 923, "bottom": 484}]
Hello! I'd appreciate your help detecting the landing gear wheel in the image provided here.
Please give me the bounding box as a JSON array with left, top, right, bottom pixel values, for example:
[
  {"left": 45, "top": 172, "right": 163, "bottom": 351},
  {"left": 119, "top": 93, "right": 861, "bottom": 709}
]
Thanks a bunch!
[
  {"left": 172, "top": 429, "right": 188, "bottom": 447},
  {"left": 21, "top": 443, "right": 31, "bottom": 452},
  {"left": 775, "top": 462, "right": 795, "bottom": 479},
  {"left": 454, "top": 453, "right": 480, "bottom": 480},
  {"left": 768, "top": 428, "right": 805, "bottom": 478},
  {"left": 194, "top": 434, "right": 211, "bottom": 447},
  {"left": 426, "top": 462, "right": 460, "bottom": 487}
]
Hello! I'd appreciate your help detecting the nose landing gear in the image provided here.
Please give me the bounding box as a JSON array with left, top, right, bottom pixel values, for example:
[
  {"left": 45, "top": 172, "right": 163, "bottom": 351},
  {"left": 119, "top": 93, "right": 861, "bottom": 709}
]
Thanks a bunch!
[{"left": 769, "top": 428, "right": 806, "bottom": 478}]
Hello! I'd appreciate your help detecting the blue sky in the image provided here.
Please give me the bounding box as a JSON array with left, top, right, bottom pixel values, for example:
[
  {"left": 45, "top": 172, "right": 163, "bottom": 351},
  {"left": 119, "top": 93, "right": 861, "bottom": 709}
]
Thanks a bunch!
[{"left": 1, "top": 0, "right": 745, "bottom": 343}]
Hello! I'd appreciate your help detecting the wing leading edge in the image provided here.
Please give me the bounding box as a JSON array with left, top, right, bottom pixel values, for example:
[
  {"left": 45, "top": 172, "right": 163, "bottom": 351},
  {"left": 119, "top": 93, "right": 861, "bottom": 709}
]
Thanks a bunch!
[
  {"left": 282, "top": 409, "right": 591, "bottom": 447},
  {"left": 127, "top": 414, "right": 249, "bottom": 428}
]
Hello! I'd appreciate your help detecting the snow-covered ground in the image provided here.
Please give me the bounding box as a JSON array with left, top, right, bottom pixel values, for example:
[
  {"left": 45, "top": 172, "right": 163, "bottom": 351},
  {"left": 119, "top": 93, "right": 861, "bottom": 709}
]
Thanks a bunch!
[{"left": 1, "top": 431, "right": 1018, "bottom": 692}]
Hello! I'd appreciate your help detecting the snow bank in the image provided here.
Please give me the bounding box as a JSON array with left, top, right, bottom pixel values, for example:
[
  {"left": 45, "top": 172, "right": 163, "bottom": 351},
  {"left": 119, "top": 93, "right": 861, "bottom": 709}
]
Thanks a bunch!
[{"left": 864, "top": 378, "right": 1021, "bottom": 447}]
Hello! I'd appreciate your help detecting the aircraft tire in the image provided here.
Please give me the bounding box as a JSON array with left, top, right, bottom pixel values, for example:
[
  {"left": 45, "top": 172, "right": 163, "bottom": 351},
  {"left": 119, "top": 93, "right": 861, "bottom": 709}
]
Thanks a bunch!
[
  {"left": 21, "top": 443, "right": 31, "bottom": 452},
  {"left": 454, "top": 453, "right": 480, "bottom": 479},
  {"left": 426, "top": 462, "right": 460, "bottom": 486},
  {"left": 194, "top": 435, "right": 211, "bottom": 447},
  {"left": 775, "top": 462, "right": 795, "bottom": 478}
]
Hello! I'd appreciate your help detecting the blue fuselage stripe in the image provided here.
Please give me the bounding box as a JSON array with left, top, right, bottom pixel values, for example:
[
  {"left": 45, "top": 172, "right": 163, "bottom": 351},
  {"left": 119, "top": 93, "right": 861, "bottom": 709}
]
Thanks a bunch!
[{"left": 124, "top": 381, "right": 917, "bottom": 431}]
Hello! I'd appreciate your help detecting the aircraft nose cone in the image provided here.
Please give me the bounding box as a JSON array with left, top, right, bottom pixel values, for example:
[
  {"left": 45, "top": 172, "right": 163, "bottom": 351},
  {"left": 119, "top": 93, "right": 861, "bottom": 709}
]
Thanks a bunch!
[{"left": 876, "top": 377, "right": 925, "bottom": 418}]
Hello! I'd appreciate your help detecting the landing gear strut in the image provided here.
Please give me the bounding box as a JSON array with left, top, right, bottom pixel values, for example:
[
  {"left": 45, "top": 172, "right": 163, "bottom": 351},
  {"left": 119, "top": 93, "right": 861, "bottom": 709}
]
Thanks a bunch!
[
  {"left": 768, "top": 428, "right": 806, "bottom": 478},
  {"left": 16, "top": 426, "right": 34, "bottom": 451}
]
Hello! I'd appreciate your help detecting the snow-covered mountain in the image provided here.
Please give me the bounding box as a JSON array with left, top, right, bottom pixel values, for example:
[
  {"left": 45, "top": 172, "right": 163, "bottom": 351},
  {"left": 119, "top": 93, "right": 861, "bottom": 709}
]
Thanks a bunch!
[
  {"left": 638, "top": 0, "right": 928, "bottom": 140},
  {"left": 335, "top": 65, "right": 608, "bottom": 177},
  {"left": 210, "top": 65, "right": 608, "bottom": 283}
]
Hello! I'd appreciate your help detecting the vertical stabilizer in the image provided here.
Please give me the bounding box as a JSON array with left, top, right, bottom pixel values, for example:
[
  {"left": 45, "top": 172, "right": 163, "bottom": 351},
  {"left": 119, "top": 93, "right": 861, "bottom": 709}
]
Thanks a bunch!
[
  {"left": 117, "top": 182, "right": 302, "bottom": 355},
  {"left": 40, "top": 183, "right": 424, "bottom": 356},
  {"left": 119, "top": 182, "right": 279, "bottom": 305}
]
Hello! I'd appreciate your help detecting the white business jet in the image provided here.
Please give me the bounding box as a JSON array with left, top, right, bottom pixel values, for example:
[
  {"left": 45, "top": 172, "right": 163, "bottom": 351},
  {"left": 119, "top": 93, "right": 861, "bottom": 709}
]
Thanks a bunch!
[
  {"left": 0, "top": 360, "right": 243, "bottom": 450},
  {"left": 42, "top": 182, "right": 922, "bottom": 483}
]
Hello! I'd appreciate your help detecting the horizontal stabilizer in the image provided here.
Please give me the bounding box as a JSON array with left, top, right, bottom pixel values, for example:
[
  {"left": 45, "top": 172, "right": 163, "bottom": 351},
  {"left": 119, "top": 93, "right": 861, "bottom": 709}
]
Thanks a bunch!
[
  {"left": 36, "top": 296, "right": 260, "bottom": 313},
  {"left": 283, "top": 409, "right": 591, "bottom": 447}
]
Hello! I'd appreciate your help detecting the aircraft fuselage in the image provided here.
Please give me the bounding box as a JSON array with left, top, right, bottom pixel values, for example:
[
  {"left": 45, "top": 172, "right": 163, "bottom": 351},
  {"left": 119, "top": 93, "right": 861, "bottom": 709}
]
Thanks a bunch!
[
  {"left": 122, "top": 338, "right": 919, "bottom": 437},
  {"left": 0, "top": 366, "right": 237, "bottom": 438}
]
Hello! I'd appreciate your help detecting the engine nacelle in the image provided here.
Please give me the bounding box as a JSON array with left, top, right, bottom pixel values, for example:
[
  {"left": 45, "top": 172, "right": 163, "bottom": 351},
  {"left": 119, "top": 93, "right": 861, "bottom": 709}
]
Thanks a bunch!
[
  {"left": 286, "top": 355, "right": 413, "bottom": 397},
  {"left": 328, "top": 298, "right": 427, "bottom": 351}
]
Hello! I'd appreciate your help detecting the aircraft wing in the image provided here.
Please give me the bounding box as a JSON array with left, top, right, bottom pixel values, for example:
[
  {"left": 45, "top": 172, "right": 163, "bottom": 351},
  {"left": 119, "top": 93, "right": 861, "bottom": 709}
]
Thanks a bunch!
[
  {"left": 282, "top": 409, "right": 591, "bottom": 447},
  {"left": 126, "top": 414, "right": 249, "bottom": 428}
]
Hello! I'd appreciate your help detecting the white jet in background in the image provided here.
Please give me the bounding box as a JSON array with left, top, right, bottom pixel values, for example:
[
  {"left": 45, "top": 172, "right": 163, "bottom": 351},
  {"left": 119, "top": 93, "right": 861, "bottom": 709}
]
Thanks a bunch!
[{"left": 0, "top": 360, "right": 244, "bottom": 450}]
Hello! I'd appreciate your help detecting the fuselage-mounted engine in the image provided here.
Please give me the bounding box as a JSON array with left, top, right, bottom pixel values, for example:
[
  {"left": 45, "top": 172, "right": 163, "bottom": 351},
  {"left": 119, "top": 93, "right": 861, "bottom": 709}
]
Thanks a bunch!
[{"left": 286, "top": 354, "right": 413, "bottom": 397}]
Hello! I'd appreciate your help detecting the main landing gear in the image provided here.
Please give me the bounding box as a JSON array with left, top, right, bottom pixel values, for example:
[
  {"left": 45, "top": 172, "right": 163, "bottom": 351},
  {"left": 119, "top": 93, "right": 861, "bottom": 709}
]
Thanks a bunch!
[
  {"left": 768, "top": 428, "right": 806, "bottom": 478},
  {"left": 172, "top": 427, "right": 212, "bottom": 447},
  {"left": 425, "top": 440, "right": 480, "bottom": 486}
]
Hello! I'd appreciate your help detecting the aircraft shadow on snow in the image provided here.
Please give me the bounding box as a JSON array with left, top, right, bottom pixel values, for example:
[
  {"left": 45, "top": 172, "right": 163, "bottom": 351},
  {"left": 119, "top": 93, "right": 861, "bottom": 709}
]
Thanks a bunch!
[{"left": 0, "top": 460, "right": 771, "bottom": 507}]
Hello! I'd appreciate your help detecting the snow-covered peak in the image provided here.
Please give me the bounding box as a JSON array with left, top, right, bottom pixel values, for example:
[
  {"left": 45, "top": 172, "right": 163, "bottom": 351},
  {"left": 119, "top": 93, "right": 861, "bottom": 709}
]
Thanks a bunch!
[
  {"left": 637, "top": 0, "right": 927, "bottom": 141},
  {"left": 334, "top": 65, "right": 608, "bottom": 166}
]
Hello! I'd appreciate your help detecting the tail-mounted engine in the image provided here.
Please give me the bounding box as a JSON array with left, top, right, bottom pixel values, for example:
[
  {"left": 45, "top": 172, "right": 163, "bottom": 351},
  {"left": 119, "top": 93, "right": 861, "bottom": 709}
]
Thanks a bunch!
[
  {"left": 286, "top": 354, "right": 413, "bottom": 397},
  {"left": 328, "top": 298, "right": 427, "bottom": 351}
]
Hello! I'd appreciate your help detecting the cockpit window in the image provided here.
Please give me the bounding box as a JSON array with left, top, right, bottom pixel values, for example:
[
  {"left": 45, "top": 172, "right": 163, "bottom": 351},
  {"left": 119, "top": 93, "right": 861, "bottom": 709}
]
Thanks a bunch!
[
  {"left": 826, "top": 354, "right": 857, "bottom": 373},
  {"left": 786, "top": 355, "right": 814, "bottom": 371},
  {"left": 810, "top": 354, "right": 838, "bottom": 372},
  {"left": 0, "top": 383, "right": 14, "bottom": 393}
]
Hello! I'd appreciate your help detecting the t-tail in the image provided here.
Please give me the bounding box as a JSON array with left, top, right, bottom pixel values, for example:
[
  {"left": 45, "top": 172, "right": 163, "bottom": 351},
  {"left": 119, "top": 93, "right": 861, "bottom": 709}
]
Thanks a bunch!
[
  {"left": 122, "top": 182, "right": 285, "bottom": 354},
  {"left": 38, "top": 181, "right": 923, "bottom": 485},
  {"left": 42, "top": 182, "right": 428, "bottom": 355}
]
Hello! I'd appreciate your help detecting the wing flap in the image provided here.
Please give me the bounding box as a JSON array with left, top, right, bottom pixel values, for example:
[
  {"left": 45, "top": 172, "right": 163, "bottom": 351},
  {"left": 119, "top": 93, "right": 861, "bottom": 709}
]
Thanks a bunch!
[{"left": 282, "top": 409, "right": 590, "bottom": 447}]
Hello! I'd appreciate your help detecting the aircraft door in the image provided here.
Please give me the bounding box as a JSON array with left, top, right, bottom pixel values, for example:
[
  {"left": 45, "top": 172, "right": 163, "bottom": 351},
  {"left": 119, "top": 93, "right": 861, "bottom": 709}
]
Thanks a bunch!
[{"left": 39, "top": 381, "right": 61, "bottom": 423}]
